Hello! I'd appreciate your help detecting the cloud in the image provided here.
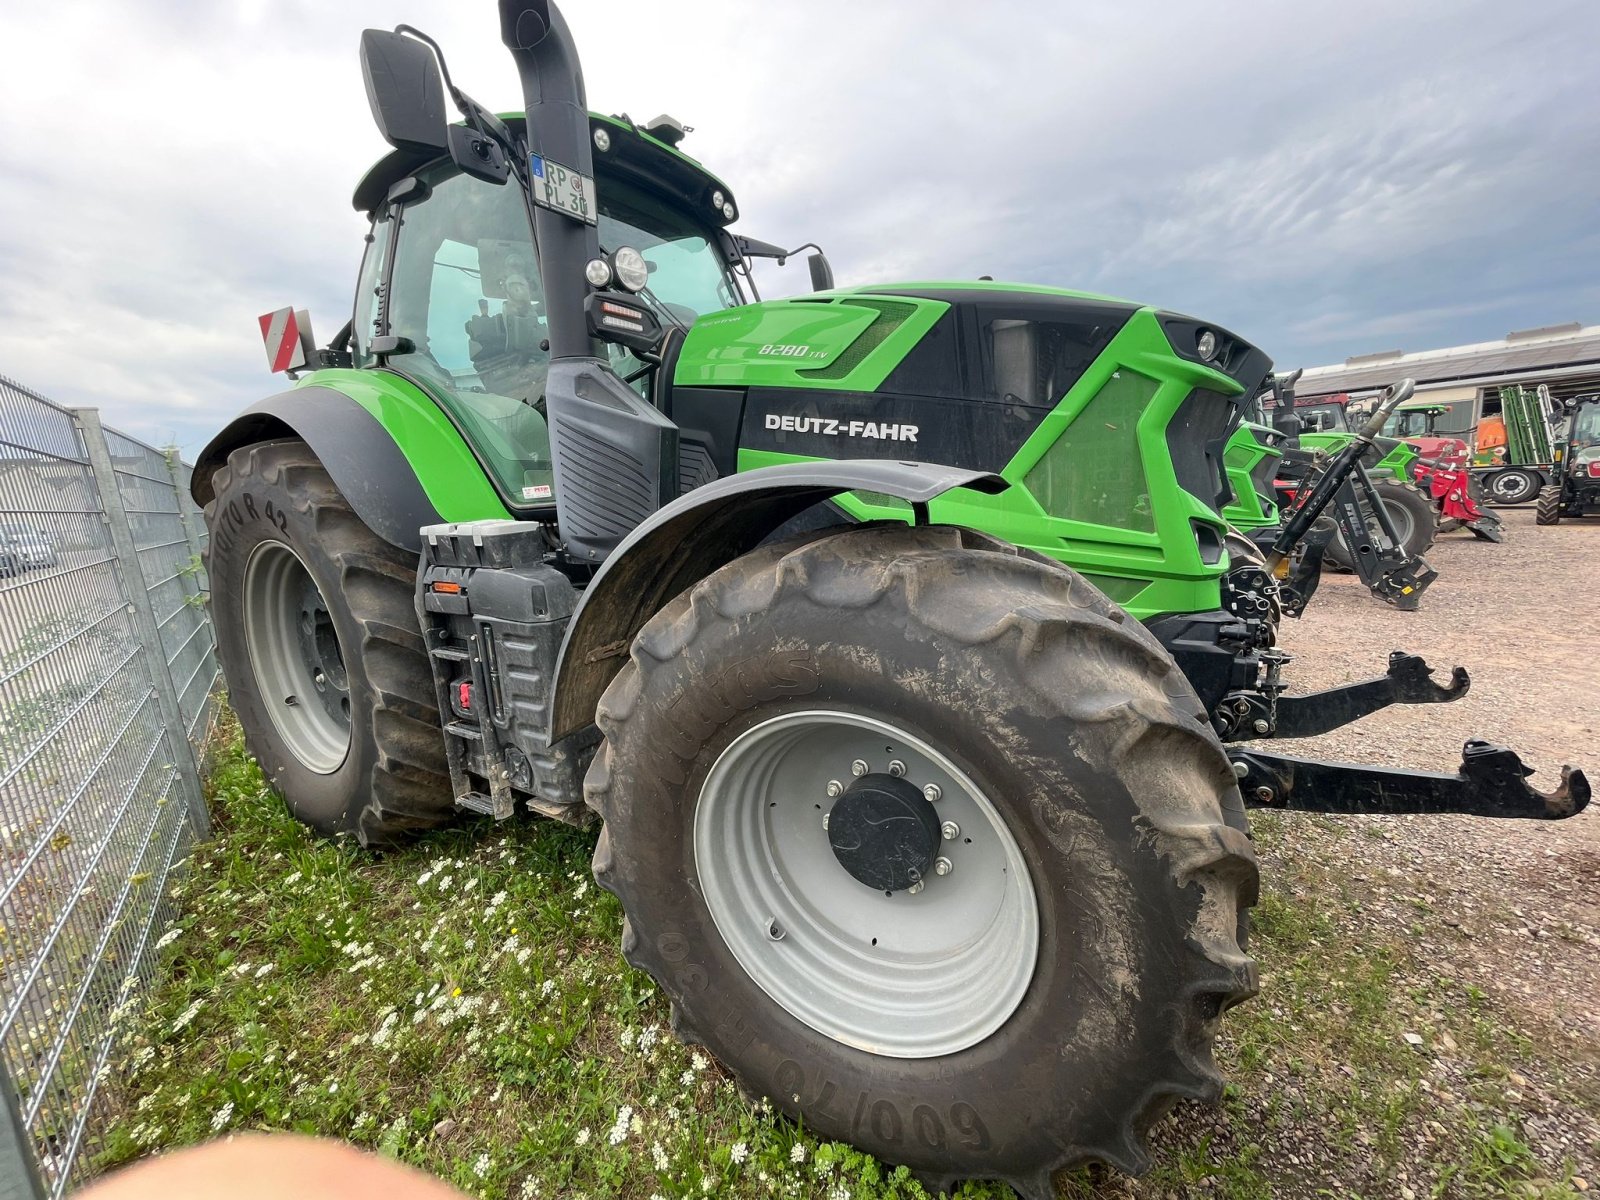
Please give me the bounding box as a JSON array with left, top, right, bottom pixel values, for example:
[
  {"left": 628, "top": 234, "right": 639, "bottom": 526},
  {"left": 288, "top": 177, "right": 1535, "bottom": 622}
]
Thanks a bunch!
[{"left": 1, "top": 0, "right": 1596, "bottom": 453}]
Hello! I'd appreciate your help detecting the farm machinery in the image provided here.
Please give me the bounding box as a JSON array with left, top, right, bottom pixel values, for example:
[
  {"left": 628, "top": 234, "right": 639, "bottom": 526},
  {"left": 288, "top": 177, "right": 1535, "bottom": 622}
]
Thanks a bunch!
[
  {"left": 189, "top": 4, "right": 1592, "bottom": 1194},
  {"left": 1536, "top": 393, "right": 1600, "bottom": 523}
]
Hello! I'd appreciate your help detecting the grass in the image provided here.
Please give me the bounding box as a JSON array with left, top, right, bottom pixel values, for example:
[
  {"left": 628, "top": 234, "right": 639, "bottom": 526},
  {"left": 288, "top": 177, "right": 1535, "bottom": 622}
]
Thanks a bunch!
[{"left": 96, "top": 719, "right": 1595, "bottom": 1199}]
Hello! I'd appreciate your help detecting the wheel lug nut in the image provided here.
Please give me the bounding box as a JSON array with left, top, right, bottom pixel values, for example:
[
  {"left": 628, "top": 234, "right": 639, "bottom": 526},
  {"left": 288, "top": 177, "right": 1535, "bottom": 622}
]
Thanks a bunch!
[
  {"left": 941, "top": 821, "right": 960, "bottom": 841},
  {"left": 825, "top": 780, "right": 843, "bottom": 798},
  {"left": 907, "top": 880, "right": 925, "bottom": 895},
  {"left": 933, "top": 857, "right": 953, "bottom": 877},
  {"left": 922, "top": 783, "right": 942, "bottom": 802},
  {"left": 887, "top": 760, "right": 906, "bottom": 777},
  {"left": 850, "top": 759, "right": 869, "bottom": 777}
]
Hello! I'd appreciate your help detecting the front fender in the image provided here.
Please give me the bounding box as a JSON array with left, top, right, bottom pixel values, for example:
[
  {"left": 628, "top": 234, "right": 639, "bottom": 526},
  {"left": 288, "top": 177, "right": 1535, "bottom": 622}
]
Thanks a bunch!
[
  {"left": 191, "top": 371, "right": 510, "bottom": 552},
  {"left": 549, "top": 459, "right": 1007, "bottom": 740}
]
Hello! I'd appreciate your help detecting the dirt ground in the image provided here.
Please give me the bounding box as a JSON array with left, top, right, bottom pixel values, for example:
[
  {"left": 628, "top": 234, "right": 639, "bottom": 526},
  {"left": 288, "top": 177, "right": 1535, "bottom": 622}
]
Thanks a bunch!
[{"left": 1262, "top": 504, "right": 1600, "bottom": 1185}]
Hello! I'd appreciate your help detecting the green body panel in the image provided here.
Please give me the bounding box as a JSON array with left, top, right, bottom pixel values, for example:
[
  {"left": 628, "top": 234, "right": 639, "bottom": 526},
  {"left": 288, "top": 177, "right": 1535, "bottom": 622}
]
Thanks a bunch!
[
  {"left": 294, "top": 368, "right": 511, "bottom": 523},
  {"left": 724, "top": 301, "right": 1243, "bottom": 620},
  {"left": 1299, "top": 430, "right": 1418, "bottom": 479},
  {"left": 1221, "top": 422, "right": 1280, "bottom": 530},
  {"left": 676, "top": 298, "right": 947, "bottom": 390}
]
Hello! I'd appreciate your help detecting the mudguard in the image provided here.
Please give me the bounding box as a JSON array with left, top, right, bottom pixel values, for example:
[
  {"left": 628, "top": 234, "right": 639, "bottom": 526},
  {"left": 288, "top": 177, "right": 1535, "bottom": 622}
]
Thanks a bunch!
[
  {"left": 191, "top": 380, "right": 509, "bottom": 553},
  {"left": 548, "top": 460, "right": 1008, "bottom": 740}
]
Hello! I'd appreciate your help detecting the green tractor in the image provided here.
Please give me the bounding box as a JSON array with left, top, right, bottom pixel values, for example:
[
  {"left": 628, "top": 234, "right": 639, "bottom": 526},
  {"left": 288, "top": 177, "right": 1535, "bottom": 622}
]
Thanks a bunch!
[
  {"left": 191, "top": 6, "right": 1591, "bottom": 1194},
  {"left": 1536, "top": 393, "right": 1600, "bottom": 524}
]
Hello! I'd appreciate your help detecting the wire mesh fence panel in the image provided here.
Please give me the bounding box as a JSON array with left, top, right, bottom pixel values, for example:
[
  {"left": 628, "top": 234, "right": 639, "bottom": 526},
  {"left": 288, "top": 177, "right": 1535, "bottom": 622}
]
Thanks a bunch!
[{"left": 0, "top": 375, "right": 217, "bottom": 1197}]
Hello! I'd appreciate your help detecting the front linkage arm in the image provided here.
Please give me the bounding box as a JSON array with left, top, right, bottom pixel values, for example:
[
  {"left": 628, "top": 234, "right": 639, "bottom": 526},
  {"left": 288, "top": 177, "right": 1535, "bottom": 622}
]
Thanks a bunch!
[
  {"left": 1213, "top": 651, "right": 1468, "bottom": 742},
  {"left": 1232, "top": 741, "right": 1590, "bottom": 821}
]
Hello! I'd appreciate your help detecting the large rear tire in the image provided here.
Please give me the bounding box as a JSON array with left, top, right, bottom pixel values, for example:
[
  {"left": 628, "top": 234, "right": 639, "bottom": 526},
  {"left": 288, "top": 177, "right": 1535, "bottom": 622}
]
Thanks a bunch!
[
  {"left": 1535, "top": 486, "right": 1563, "bottom": 526},
  {"left": 1325, "top": 478, "right": 1436, "bottom": 570},
  {"left": 586, "top": 524, "right": 1258, "bottom": 1196},
  {"left": 205, "top": 440, "right": 451, "bottom": 845}
]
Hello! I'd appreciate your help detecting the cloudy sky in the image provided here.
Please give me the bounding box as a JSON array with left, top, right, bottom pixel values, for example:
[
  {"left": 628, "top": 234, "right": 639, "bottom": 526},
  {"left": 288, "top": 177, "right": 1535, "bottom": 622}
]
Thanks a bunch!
[{"left": 2, "top": 0, "right": 1598, "bottom": 452}]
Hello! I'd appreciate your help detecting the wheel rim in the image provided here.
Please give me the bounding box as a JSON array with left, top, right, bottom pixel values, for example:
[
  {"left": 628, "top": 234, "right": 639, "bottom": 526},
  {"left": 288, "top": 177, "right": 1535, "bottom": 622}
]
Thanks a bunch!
[
  {"left": 694, "top": 710, "right": 1039, "bottom": 1059},
  {"left": 243, "top": 540, "right": 351, "bottom": 774},
  {"left": 1490, "top": 471, "right": 1534, "bottom": 503}
]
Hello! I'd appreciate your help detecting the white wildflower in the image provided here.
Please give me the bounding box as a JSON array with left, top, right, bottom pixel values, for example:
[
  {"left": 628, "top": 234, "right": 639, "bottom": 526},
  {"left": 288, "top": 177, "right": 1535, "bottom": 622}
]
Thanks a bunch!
[
  {"left": 637, "top": 1025, "right": 659, "bottom": 1054},
  {"left": 464, "top": 877, "right": 478, "bottom": 893},
  {"left": 651, "top": 1142, "right": 669, "bottom": 1171},
  {"left": 620, "top": 1028, "right": 636, "bottom": 1049},
  {"left": 691, "top": 1051, "right": 708, "bottom": 1071},
  {"left": 730, "top": 1141, "right": 749, "bottom": 1165},
  {"left": 540, "top": 979, "right": 557, "bottom": 998},
  {"left": 607, "top": 1105, "right": 633, "bottom": 1146},
  {"left": 472, "top": 1152, "right": 491, "bottom": 1178},
  {"left": 789, "top": 1145, "right": 806, "bottom": 1164},
  {"left": 573, "top": 880, "right": 589, "bottom": 900},
  {"left": 284, "top": 871, "right": 302, "bottom": 885},
  {"left": 574, "top": 1128, "right": 591, "bottom": 1147},
  {"left": 520, "top": 1179, "right": 541, "bottom": 1199},
  {"left": 679, "top": 1070, "right": 694, "bottom": 1087},
  {"left": 254, "top": 963, "right": 274, "bottom": 979},
  {"left": 154, "top": 928, "right": 181, "bottom": 950},
  {"left": 210, "top": 1100, "right": 234, "bottom": 1133},
  {"left": 172, "top": 999, "right": 203, "bottom": 1032}
]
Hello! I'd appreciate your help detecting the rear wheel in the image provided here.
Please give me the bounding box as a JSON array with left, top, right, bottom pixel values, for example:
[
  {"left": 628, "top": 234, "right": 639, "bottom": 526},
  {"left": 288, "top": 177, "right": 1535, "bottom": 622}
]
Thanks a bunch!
[
  {"left": 1484, "top": 467, "right": 1541, "bottom": 506},
  {"left": 206, "top": 439, "right": 451, "bottom": 845},
  {"left": 1325, "top": 479, "right": 1436, "bottom": 569},
  {"left": 586, "top": 524, "right": 1258, "bottom": 1195},
  {"left": 1536, "top": 486, "right": 1563, "bottom": 525}
]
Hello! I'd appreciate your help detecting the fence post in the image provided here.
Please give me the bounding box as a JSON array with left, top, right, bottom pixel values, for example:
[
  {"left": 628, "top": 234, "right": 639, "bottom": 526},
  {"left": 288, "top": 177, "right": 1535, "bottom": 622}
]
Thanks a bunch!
[
  {"left": 0, "top": 1060, "right": 42, "bottom": 1200},
  {"left": 74, "top": 407, "right": 210, "bottom": 834}
]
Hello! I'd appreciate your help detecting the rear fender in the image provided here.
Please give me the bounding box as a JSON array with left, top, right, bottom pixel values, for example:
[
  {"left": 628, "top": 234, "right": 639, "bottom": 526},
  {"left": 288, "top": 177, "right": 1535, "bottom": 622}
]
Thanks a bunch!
[
  {"left": 191, "top": 375, "right": 510, "bottom": 553},
  {"left": 549, "top": 460, "right": 1007, "bottom": 740}
]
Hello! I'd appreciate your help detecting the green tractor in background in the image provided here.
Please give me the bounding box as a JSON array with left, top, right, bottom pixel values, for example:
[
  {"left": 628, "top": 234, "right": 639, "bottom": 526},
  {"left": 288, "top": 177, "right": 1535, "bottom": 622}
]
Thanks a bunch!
[
  {"left": 1536, "top": 393, "right": 1600, "bottom": 523},
  {"left": 190, "top": 5, "right": 1590, "bottom": 1194}
]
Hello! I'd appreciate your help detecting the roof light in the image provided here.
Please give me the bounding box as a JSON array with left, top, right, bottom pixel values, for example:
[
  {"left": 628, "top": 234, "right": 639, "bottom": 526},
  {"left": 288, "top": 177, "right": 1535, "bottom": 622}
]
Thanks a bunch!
[
  {"left": 584, "top": 258, "right": 613, "bottom": 288},
  {"left": 1197, "top": 329, "right": 1220, "bottom": 361},
  {"left": 711, "top": 190, "right": 725, "bottom": 210},
  {"left": 722, "top": 201, "right": 736, "bottom": 220},
  {"left": 593, "top": 127, "right": 611, "bottom": 152}
]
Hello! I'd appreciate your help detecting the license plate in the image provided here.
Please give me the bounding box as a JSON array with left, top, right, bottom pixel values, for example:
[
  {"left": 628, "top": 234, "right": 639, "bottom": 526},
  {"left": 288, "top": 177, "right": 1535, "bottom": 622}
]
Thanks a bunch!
[{"left": 528, "top": 154, "right": 596, "bottom": 225}]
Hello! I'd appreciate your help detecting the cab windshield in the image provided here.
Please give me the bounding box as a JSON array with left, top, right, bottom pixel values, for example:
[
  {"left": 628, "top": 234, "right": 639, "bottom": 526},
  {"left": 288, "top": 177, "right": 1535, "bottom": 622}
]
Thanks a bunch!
[
  {"left": 597, "top": 176, "right": 744, "bottom": 324},
  {"left": 1383, "top": 409, "right": 1438, "bottom": 439},
  {"left": 1573, "top": 401, "right": 1600, "bottom": 449}
]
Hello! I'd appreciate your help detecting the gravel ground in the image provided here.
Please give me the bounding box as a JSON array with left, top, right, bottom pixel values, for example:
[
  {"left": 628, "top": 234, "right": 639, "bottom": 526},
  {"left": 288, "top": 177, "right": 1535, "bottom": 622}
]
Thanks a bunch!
[{"left": 1252, "top": 504, "right": 1600, "bottom": 1188}]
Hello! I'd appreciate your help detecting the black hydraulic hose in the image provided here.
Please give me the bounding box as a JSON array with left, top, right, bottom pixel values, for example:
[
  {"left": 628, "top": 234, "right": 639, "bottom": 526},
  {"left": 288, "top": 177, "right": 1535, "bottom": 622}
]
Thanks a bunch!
[{"left": 1264, "top": 378, "right": 1415, "bottom": 573}]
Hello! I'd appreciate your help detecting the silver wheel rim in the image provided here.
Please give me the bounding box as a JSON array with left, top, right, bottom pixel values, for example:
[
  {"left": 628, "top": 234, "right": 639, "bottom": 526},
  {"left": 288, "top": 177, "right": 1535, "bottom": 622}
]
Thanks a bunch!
[
  {"left": 1381, "top": 498, "right": 1415, "bottom": 548},
  {"left": 243, "top": 541, "right": 351, "bottom": 774},
  {"left": 1490, "top": 471, "right": 1533, "bottom": 502},
  {"left": 694, "top": 710, "right": 1039, "bottom": 1058}
]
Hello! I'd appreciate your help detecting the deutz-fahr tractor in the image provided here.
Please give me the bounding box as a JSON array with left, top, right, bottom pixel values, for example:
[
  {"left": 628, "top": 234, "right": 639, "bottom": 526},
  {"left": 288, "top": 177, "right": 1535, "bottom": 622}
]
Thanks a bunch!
[
  {"left": 191, "top": 5, "right": 1591, "bottom": 1194},
  {"left": 1536, "top": 393, "right": 1600, "bottom": 524}
]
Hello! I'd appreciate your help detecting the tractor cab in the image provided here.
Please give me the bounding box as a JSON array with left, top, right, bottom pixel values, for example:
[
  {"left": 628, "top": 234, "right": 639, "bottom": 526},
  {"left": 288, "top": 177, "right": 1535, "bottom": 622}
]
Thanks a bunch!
[
  {"left": 347, "top": 110, "right": 755, "bottom": 509},
  {"left": 1538, "top": 393, "right": 1600, "bottom": 523}
]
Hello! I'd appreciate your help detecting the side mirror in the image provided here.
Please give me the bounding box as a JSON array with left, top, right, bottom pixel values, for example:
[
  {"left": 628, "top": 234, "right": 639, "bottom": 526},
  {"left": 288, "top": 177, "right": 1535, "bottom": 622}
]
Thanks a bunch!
[
  {"left": 808, "top": 252, "right": 835, "bottom": 292},
  {"left": 360, "top": 29, "right": 449, "bottom": 154}
]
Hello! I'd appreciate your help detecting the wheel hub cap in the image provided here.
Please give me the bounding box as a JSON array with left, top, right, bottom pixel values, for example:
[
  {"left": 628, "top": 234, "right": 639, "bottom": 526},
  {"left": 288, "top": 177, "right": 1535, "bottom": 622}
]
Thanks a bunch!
[{"left": 827, "top": 774, "right": 942, "bottom": 892}]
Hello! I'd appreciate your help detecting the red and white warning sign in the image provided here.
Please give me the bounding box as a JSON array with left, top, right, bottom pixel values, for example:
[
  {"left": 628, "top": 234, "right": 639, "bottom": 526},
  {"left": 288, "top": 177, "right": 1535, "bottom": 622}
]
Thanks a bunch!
[{"left": 259, "top": 306, "right": 312, "bottom": 373}]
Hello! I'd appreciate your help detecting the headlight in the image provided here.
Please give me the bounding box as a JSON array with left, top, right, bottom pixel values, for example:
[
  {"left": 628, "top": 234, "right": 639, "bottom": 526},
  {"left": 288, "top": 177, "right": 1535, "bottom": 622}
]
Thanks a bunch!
[
  {"left": 1196, "top": 329, "right": 1219, "bottom": 361},
  {"left": 584, "top": 258, "right": 613, "bottom": 287},
  {"left": 610, "top": 246, "right": 649, "bottom": 293}
]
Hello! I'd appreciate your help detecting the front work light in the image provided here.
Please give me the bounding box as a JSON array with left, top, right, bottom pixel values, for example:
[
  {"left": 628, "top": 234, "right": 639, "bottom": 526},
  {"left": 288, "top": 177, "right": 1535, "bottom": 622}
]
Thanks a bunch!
[
  {"left": 584, "top": 258, "right": 613, "bottom": 287},
  {"left": 610, "top": 246, "right": 649, "bottom": 293}
]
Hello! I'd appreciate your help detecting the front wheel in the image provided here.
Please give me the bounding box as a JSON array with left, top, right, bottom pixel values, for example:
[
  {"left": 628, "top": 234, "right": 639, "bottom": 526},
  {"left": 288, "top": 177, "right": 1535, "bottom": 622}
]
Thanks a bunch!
[
  {"left": 1536, "top": 486, "right": 1563, "bottom": 525},
  {"left": 586, "top": 525, "right": 1258, "bottom": 1195},
  {"left": 1324, "top": 479, "right": 1436, "bottom": 570},
  {"left": 1484, "top": 467, "right": 1542, "bottom": 506}
]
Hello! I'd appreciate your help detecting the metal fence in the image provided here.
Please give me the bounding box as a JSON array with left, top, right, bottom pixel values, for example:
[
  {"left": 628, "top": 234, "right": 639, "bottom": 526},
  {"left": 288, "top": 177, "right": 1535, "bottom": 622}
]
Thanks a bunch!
[{"left": 0, "top": 374, "right": 217, "bottom": 1197}]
